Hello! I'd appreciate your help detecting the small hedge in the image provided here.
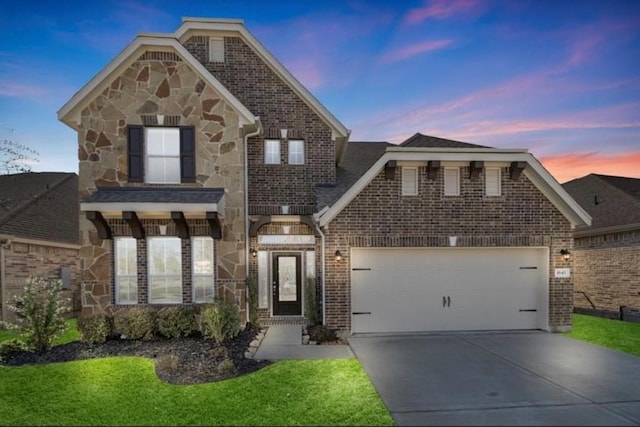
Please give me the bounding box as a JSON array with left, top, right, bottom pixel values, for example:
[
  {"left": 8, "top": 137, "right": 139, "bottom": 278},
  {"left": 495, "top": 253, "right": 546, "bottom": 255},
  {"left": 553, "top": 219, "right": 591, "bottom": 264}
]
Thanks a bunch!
[
  {"left": 78, "top": 315, "right": 113, "bottom": 344},
  {"left": 114, "top": 307, "right": 156, "bottom": 340},
  {"left": 0, "top": 338, "right": 30, "bottom": 361},
  {"left": 156, "top": 306, "right": 196, "bottom": 339},
  {"left": 200, "top": 297, "right": 241, "bottom": 343}
]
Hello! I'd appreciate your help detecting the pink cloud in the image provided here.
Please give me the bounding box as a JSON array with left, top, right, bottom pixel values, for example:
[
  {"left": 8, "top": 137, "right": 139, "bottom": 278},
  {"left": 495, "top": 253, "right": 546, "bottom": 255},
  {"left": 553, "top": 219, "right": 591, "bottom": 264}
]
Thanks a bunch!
[
  {"left": 0, "top": 78, "right": 50, "bottom": 100},
  {"left": 285, "top": 58, "right": 324, "bottom": 90},
  {"left": 540, "top": 151, "right": 640, "bottom": 183},
  {"left": 405, "top": 0, "right": 484, "bottom": 24},
  {"left": 381, "top": 39, "right": 454, "bottom": 63}
]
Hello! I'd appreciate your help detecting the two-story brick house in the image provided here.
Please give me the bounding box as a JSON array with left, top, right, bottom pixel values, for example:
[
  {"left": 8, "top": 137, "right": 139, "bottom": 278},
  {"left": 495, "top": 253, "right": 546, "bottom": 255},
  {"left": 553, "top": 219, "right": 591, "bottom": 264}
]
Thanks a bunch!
[{"left": 58, "top": 18, "right": 590, "bottom": 335}]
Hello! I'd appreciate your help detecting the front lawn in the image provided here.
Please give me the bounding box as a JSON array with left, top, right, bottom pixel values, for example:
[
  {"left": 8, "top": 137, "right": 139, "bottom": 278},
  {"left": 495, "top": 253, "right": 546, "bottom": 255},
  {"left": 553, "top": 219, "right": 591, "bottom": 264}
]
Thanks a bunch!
[
  {"left": 0, "top": 357, "right": 393, "bottom": 426},
  {"left": 564, "top": 313, "right": 640, "bottom": 357}
]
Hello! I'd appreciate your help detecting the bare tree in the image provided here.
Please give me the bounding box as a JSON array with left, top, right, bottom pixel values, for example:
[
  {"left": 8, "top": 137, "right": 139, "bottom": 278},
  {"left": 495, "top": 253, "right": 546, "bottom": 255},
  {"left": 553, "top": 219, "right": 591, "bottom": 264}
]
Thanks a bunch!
[{"left": 0, "top": 127, "right": 39, "bottom": 174}]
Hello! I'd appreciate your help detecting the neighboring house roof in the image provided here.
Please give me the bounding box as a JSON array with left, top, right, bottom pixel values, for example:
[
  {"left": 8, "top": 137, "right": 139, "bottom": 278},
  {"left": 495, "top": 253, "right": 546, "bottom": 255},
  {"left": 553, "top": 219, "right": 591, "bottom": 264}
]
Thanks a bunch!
[
  {"left": 81, "top": 187, "right": 225, "bottom": 217},
  {"left": 316, "top": 144, "right": 592, "bottom": 228},
  {"left": 562, "top": 174, "right": 640, "bottom": 236},
  {"left": 0, "top": 172, "right": 79, "bottom": 245},
  {"left": 401, "top": 133, "right": 489, "bottom": 149},
  {"left": 57, "top": 17, "right": 350, "bottom": 159},
  {"left": 317, "top": 141, "right": 392, "bottom": 209}
]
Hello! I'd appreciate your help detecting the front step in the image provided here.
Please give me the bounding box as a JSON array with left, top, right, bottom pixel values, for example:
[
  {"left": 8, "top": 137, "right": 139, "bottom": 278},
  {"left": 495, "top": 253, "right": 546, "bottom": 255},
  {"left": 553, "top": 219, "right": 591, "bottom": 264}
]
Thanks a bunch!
[{"left": 262, "top": 316, "right": 306, "bottom": 326}]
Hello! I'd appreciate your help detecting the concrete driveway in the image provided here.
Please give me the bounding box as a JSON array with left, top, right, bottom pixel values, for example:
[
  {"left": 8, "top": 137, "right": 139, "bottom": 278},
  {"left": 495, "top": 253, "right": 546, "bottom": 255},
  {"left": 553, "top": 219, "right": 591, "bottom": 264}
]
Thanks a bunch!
[{"left": 349, "top": 331, "right": 640, "bottom": 426}]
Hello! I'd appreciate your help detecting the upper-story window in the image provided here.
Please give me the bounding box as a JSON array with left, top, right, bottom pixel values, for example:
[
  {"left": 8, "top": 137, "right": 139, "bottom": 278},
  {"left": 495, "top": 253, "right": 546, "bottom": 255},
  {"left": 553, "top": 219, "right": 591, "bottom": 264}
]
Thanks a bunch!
[
  {"left": 485, "top": 167, "right": 502, "bottom": 196},
  {"left": 444, "top": 167, "right": 460, "bottom": 196},
  {"left": 288, "top": 140, "right": 305, "bottom": 165},
  {"left": 265, "top": 139, "right": 281, "bottom": 164},
  {"left": 146, "top": 128, "right": 180, "bottom": 184},
  {"left": 209, "top": 37, "right": 224, "bottom": 63},
  {"left": 402, "top": 167, "right": 418, "bottom": 196},
  {"left": 127, "top": 125, "right": 195, "bottom": 184}
]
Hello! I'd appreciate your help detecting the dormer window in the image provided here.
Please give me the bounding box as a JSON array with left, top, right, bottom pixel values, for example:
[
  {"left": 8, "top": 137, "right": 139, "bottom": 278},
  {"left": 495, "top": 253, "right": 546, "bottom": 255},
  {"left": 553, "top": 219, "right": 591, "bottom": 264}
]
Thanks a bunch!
[{"left": 209, "top": 37, "right": 224, "bottom": 63}]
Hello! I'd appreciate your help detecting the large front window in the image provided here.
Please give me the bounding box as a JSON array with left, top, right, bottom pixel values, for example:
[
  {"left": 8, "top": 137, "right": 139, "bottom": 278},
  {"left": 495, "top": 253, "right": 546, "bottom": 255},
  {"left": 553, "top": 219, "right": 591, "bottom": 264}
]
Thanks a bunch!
[
  {"left": 148, "top": 237, "right": 182, "bottom": 303},
  {"left": 192, "top": 237, "right": 215, "bottom": 303},
  {"left": 146, "top": 128, "right": 180, "bottom": 183},
  {"left": 115, "top": 237, "right": 137, "bottom": 304}
]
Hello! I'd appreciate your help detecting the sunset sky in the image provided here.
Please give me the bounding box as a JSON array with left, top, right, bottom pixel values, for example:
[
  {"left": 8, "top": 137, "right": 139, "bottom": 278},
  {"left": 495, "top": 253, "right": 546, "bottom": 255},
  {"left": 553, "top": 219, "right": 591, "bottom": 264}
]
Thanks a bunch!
[{"left": 1, "top": 0, "right": 638, "bottom": 183}]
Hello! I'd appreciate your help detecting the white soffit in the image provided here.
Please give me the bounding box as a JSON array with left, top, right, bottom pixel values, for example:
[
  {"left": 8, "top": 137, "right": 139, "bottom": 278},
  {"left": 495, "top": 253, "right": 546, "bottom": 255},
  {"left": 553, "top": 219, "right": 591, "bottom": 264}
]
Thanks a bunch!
[
  {"left": 57, "top": 35, "right": 256, "bottom": 129},
  {"left": 317, "top": 148, "right": 592, "bottom": 228}
]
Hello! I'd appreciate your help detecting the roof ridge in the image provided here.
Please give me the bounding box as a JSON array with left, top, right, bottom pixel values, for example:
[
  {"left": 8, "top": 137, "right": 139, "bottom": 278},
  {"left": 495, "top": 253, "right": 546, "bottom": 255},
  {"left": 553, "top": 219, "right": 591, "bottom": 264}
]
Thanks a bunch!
[{"left": 0, "top": 173, "right": 76, "bottom": 227}]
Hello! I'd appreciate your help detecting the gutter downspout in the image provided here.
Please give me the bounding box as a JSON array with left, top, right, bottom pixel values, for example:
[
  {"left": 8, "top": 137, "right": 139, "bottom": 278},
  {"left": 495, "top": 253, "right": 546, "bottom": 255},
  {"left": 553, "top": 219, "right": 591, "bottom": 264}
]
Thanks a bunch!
[
  {"left": 312, "top": 214, "right": 326, "bottom": 325},
  {"left": 243, "top": 119, "right": 262, "bottom": 324},
  {"left": 0, "top": 236, "right": 12, "bottom": 323}
]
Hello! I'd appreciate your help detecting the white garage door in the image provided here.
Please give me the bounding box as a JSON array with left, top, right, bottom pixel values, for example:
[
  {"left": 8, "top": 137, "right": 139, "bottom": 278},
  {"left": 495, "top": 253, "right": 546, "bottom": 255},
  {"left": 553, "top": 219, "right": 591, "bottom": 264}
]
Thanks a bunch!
[{"left": 351, "top": 247, "right": 548, "bottom": 333}]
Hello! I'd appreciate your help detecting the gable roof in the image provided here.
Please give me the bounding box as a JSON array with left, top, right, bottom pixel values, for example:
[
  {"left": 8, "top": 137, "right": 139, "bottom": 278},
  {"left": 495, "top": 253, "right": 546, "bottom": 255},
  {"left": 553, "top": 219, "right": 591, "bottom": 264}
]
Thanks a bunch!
[
  {"left": 57, "top": 35, "right": 257, "bottom": 131},
  {"left": 0, "top": 172, "right": 79, "bottom": 245},
  {"left": 316, "top": 141, "right": 392, "bottom": 209},
  {"left": 401, "top": 133, "right": 489, "bottom": 149},
  {"left": 316, "top": 145, "right": 592, "bottom": 229},
  {"left": 562, "top": 174, "right": 640, "bottom": 236}
]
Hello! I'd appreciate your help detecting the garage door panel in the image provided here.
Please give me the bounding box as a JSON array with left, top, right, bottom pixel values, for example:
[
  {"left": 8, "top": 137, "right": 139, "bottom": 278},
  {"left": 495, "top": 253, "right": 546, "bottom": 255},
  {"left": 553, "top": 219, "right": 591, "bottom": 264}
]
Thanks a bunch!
[{"left": 351, "top": 248, "right": 548, "bottom": 333}]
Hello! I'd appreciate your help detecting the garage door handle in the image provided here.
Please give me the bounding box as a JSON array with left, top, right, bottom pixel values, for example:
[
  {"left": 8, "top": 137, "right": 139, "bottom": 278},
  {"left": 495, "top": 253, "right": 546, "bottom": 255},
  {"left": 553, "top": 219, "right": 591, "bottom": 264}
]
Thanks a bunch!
[
  {"left": 443, "top": 296, "right": 446, "bottom": 307},
  {"left": 447, "top": 296, "right": 451, "bottom": 307},
  {"left": 519, "top": 309, "right": 537, "bottom": 312},
  {"left": 352, "top": 312, "right": 372, "bottom": 315}
]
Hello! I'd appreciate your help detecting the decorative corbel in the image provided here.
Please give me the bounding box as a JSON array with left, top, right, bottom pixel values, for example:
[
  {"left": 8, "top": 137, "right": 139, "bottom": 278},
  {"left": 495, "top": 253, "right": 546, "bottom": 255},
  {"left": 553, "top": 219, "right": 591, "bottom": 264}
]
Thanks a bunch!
[
  {"left": 510, "top": 161, "right": 526, "bottom": 180},
  {"left": 171, "top": 211, "right": 190, "bottom": 239},
  {"left": 385, "top": 160, "right": 397, "bottom": 180},
  {"left": 206, "top": 212, "right": 222, "bottom": 240},
  {"left": 85, "top": 211, "right": 112, "bottom": 240},
  {"left": 469, "top": 161, "right": 484, "bottom": 180},
  {"left": 427, "top": 160, "right": 441, "bottom": 179},
  {"left": 123, "top": 211, "right": 145, "bottom": 239}
]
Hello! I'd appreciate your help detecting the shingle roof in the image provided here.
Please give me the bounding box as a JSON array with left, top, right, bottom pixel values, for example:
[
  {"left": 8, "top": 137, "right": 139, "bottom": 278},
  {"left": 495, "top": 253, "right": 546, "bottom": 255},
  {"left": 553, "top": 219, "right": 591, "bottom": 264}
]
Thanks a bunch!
[
  {"left": 316, "top": 141, "right": 392, "bottom": 209},
  {"left": 0, "top": 172, "right": 79, "bottom": 244},
  {"left": 562, "top": 173, "right": 640, "bottom": 233},
  {"left": 82, "top": 187, "right": 225, "bottom": 204},
  {"left": 400, "top": 133, "right": 490, "bottom": 148}
]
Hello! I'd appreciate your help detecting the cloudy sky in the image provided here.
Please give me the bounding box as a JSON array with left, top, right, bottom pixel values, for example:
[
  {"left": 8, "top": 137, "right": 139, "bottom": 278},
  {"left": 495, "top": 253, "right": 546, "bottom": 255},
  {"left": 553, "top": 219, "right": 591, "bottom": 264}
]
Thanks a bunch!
[{"left": 1, "top": 0, "right": 639, "bottom": 183}]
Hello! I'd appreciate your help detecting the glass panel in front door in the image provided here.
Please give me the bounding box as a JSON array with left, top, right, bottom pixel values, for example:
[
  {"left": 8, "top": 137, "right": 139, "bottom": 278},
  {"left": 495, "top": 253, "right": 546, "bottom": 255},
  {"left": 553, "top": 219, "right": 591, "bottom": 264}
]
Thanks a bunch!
[{"left": 278, "top": 256, "right": 297, "bottom": 302}]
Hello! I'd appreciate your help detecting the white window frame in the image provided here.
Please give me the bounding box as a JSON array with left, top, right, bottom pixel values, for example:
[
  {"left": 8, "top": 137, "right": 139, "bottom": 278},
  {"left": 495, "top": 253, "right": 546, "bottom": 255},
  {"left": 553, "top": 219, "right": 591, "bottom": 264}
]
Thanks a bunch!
[
  {"left": 115, "top": 237, "right": 137, "bottom": 305},
  {"left": 444, "top": 167, "right": 460, "bottom": 196},
  {"left": 209, "top": 37, "right": 224, "bottom": 63},
  {"left": 145, "top": 127, "right": 180, "bottom": 184},
  {"left": 288, "top": 140, "right": 305, "bottom": 165},
  {"left": 265, "top": 139, "right": 281, "bottom": 164},
  {"left": 402, "top": 167, "right": 418, "bottom": 196},
  {"left": 148, "top": 237, "right": 182, "bottom": 304},
  {"left": 192, "top": 237, "right": 215, "bottom": 303},
  {"left": 257, "top": 251, "right": 269, "bottom": 309},
  {"left": 485, "top": 167, "right": 502, "bottom": 196}
]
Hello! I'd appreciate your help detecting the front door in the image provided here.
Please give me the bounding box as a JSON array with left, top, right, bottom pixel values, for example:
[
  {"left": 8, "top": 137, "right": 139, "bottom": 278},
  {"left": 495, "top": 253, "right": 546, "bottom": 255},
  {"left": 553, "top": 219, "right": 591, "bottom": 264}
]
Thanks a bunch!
[{"left": 273, "top": 253, "right": 302, "bottom": 315}]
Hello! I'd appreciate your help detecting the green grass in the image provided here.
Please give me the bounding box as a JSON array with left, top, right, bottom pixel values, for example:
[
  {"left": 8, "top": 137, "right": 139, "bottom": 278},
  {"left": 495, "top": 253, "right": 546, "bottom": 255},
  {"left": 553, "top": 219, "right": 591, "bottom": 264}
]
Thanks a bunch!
[
  {"left": 0, "top": 358, "right": 393, "bottom": 426},
  {"left": 564, "top": 313, "right": 640, "bottom": 357}
]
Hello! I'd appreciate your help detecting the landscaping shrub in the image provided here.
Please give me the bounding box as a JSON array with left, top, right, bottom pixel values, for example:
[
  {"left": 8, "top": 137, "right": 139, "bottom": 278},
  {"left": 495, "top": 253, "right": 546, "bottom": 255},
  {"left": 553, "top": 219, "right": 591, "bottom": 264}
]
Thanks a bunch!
[
  {"left": 199, "top": 297, "right": 241, "bottom": 343},
  {"left": 156, "top": 306, "right": 196, "bottom": 338},
  {"left": 0, "top": 338, "right": 30, "bottom": 361},
  {"left": 77, "top": 315, "right": 113, "bottom": 344},
  {"left": 3, "top": 276, "right": 71, "bottom": 353},
  {"left": 114, "top": 307, "right": 156, "bottom": 340},
  {"left": 246, "top": 277, "right": 260, "bottom": 328}
]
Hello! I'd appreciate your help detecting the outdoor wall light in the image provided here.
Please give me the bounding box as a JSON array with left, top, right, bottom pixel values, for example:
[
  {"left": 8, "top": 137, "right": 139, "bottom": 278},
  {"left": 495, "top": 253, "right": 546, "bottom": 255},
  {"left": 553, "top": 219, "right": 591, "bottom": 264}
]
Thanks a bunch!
[
  {"left": 251, "top": 249, "right": 257, "bottom": 258},
  {"left": 560, "top": 249, "right": 571, "bottom": 261},
  {"left": 335, "top": 250, "right": 342, "bottom": 262}
]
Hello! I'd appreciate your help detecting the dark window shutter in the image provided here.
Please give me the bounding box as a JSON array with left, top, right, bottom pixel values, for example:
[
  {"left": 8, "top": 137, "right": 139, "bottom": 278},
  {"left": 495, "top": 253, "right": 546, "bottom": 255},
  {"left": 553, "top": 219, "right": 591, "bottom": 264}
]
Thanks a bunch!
[
  {"left": 127, "top": 125, "right": 144, "bottom": 182},
  {"left": 180, "top": 126, "right": 196, "bottom": 183}
]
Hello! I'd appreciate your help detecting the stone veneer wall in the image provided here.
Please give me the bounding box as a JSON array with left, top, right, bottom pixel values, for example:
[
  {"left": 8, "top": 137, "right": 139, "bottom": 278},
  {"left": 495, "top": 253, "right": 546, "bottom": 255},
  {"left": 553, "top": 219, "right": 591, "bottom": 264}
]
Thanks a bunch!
[
  {"left": 323, "top": 166, "right": 574, "bottom": 334},
  {"left": 573, "top": 229, "right": 640, "bottom": 316},
  {"left": 77, "top": 51, "right": 247, "bottom": 320},
  {"left": 182, "top": 36, "right": 335, "bottom": 215},
  {"left": 2, "top": 241, "right": 80, "bottom": 323}
]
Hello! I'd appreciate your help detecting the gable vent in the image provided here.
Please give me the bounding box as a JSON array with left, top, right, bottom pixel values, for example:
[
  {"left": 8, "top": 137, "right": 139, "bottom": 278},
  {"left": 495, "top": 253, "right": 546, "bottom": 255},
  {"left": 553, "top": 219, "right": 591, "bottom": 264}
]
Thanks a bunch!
[{"left": 209, "top": 37, "right": 224, "bottom": 63}]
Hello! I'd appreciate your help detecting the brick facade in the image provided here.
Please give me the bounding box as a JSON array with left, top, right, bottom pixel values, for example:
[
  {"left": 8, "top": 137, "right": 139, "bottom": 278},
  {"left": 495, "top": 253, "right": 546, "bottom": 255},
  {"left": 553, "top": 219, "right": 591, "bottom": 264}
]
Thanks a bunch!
[
  {"left": 182, "top": 36, "right": 336, "bottom": 215},
  {"left": 1, "top": 240, "right": 80, "bottom": 323},
  {"left": 573, "top": 230, "right": 640, "bottom": 317},
  {"left": 323, "top": 165, "right": 574, "bottom": 333}
]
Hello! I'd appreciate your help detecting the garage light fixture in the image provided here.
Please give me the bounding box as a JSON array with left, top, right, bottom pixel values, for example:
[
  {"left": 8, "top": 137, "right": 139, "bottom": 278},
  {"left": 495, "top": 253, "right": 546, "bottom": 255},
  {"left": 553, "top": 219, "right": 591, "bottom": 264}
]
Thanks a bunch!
[
  {"left": 335, "top": 250, "right": 342, "bottom": 262},
  {"left": 560, "top": 249, "right": 571, "bottom": 261},
  {"left": 251, "top": 248, "right": 257, "bottom": 258}
]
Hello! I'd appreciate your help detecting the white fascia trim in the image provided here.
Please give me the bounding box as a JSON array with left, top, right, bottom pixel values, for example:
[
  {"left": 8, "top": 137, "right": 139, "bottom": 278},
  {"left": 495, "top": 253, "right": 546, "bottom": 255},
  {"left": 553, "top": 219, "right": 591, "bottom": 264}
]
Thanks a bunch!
[
  {"left": 80, "top": 202, "right": 223, "bottom": 217},
  {"left": 174, "top": 20, "right": 349, "bottom": 140},
  {"left": 385, "top": 147, "right": 529, "bottom": 154},
  {"left": 318, "top": 150, "right": 592, "bottom": 228},
  {"left": 0, "top": 234, "right": 81, "bottom": 250},
  {"left": 58, "top": 36, "right": 257, "bottom": 130}
]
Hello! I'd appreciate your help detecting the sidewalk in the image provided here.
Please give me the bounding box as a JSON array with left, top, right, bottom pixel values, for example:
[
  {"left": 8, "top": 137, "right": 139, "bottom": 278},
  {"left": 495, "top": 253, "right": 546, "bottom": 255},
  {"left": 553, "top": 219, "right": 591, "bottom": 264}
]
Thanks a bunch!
[{"left": 252, "top": 325, "right": 354, "bottom": 360}]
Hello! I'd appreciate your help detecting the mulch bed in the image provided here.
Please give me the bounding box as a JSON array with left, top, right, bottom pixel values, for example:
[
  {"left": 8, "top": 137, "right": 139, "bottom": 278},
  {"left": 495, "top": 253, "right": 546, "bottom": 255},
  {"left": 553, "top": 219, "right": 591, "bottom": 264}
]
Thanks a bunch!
[{"left": 0, "top": 327, "right": 272, "bottom": 385}]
